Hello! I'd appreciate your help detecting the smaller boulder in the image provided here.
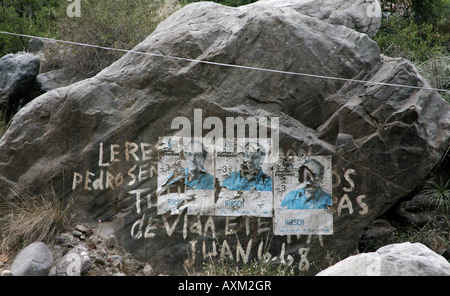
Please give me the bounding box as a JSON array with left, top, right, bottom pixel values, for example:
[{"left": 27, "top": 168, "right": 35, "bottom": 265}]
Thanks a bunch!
[
  {"left": 56, "top": 244, "right": 92, "bottom": 276},
  {"left": 10, "top": 242, "right": 54, "bottom": 276},
  {"left": 396, "top": 194, "right": 446, "bottom": 224},
  {"left": 36, "top": 68, "right": 75, "bottom": 92},
  {"left": 0, "top": 52, "right": 40, "bottom": 118},
  {"left": 317, "top": 242, "right": 450, "bottom": 276},
  {"left": 360, "top": 219, "right": 396, "bottom": 241}
]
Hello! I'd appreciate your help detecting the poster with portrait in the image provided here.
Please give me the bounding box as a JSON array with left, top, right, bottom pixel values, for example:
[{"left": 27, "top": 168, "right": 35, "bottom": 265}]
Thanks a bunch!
[
  {"left": 157, "top": 136, "right": 215, "bottom": 215},
  {"left": 273, "top": 156, "right": 333, "bottom": 235},
  {"left": 214, "top": 138, "right": 273, "bottom": 217}
]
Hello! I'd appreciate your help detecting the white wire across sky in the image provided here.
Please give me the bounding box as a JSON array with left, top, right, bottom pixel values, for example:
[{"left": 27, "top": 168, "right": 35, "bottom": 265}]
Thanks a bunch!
[{"left": 1, "top": 30, "right": 449, "bottom": 95}]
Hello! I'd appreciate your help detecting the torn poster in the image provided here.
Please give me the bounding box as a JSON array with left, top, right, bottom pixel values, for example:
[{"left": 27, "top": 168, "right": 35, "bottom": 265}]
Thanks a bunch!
[
  {"left": 157, "top": 136, "right": 215, "bottom": 215},
  {"left": 273, "top": 156, "right": 333, "bottom": 235},
  {"left": 215, "top": 138, "right": 273, "bottom": 217}
]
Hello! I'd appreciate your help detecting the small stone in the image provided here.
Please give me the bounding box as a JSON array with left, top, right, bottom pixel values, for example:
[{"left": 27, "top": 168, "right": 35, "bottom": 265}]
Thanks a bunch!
[
  {"left": 48, "top": 267, "right": 57, "bottom": 276},
  {"left": 94, "top": 256, "right": 107, "bottom": 266},
  {"left": 109, "top": 255, "right": 123, "bottom": 267},
  {"left": 89, "top": 235, "right": 99, "bottom": 244},
  {"left": 106, "top": 235, "right": 117, "bottom": 248},
  {"left": 75, "top": 225, "right": 89, "bottom": 234},
  {"left": 56, "top": 233, "right": 73, "bottom": 245},
  {"left": 143, "top": 264, "right": 155, "bottom": 276},
  {"left": 73, "top": 230, "right": 83, "bottom": 237}
]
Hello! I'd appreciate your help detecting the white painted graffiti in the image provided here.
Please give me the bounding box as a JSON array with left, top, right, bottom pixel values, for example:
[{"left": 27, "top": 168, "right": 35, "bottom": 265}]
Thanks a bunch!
[{"left": 70, "top": 138, "right": 369, "bottom": 272}]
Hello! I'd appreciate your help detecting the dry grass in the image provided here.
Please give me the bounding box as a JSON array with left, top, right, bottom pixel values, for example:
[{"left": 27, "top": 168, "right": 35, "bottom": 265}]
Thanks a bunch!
[{"left": 0, "top": 192, "right": 74, "bottom": 257}]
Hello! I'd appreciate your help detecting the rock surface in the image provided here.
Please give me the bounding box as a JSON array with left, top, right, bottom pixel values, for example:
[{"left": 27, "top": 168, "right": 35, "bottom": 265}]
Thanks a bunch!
[
  {"left": 0, "top": 1, "right": 449, "bottom": 275},
  {"left": 317, "top": 242, "right": 450, "bottom": 276},
  {"left": 10, "top": 242, "right": 54, "bottom": 276},
  {"left": 259, "top": 0, "right": 382, "bottom": 38},
  {"left": 36, "top": 68, "right": 76, "bottom": 92},
  {"left": 0, "top": 53, "right": 40, "bottom": 118},
  {"left": 1, "top": 223, "right": 155, "bottom": 276},
  {"left": 55, "top": 244, "right": 93, "bottom": 276},
  {"left": 395, "top": 194, "right": 449, "bottom": 224}
]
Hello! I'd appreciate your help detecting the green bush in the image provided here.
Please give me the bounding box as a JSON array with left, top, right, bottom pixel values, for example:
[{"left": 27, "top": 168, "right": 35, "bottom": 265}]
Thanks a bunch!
[
  {"left": 380, "top": 0, "right": 446, "bottom": 25},
  {"left": 374, "top": 13, "right": 449, "bottom": 63},
  {"left": 46, "top": 0, "right": 181, "bottom": 77},
  {"left": 0, "top": 0, "right": 61, "bottom": 56},
  {"left": 411, "top": 0, "right": 445, "bottom": 25},
  {"left": 376, "top": 1, "right": 450, "bottom": 102}
]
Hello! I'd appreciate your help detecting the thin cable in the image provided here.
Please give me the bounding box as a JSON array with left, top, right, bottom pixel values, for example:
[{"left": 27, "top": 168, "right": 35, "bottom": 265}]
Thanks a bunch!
[{"left": 1, "top": 30, "right": 449, "bottom": 94}]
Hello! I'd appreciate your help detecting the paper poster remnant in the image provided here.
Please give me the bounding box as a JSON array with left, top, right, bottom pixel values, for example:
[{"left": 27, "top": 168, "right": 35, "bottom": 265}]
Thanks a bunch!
[
  {"left": 273, "top": 156, "right": 333, "bottom": 235},
  {"left": 215, "top": 139, "right": 273, "bottom": 217},
  {"left": 157, "top": 137, "right": 215, "bottom": 215}
]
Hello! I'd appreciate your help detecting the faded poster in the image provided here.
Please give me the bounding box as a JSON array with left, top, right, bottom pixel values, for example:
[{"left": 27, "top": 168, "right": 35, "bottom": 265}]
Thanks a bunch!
[
  {"left": 157, "top": 136, "right": 215, "bottom": 215},
  {"left": 273, "top": 156, "right": 333, "bottom": 235},
  {"left": 215, "top": 138, "right": 273, "bottom": 217}
]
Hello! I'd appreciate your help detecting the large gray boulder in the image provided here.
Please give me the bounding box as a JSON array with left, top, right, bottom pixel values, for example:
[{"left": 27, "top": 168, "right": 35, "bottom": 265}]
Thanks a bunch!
[
  {"left": 317, "top": 242, "right": 450, "bottom": 276},
  {"left": 10, "top": 242, "right": 54, "bottom": 276},
  {"left": 0, "top": 2, "right": 448, "bottom": 275}
]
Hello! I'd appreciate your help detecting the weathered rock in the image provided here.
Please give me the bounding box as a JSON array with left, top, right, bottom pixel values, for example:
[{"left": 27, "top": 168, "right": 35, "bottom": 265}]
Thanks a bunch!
[
  {"left": 360, "top": 219, "right": 396, "bottom": 241},
  {"left": 0, "top": 1, "right": 448, "bottom": 275},
  {"left": 36, "top": 68, "right": 76, "bottom": 92},
  {"left": 56, "top": 244, "right": 92, "bottom": 276},
  {"left": 259, "top": 0, "right": 382, "bottom": 37},
  {"left": 75, "top": 224, "right": 90, "bottom": 234},
  {"left": 440, "top": 249, "right": 450, "bottom": 261},
  {"left": 55, "top": 233, "right": 74, "bottom": 246},
  {"left": 10, "top": 242, "right": 54, "bottom": 276},
  {"left": 0, "top": 53, "right": 40, "bottom": 118},
  {"left": 0, "top": 88, "right": 8, "bottom": 108},
  {"left": 143, "top": 263, "right": 156, "bottom": 276},
  {"left": 109, "top": 255, "right": 123, "bottom": 268},
  {"left": 317, "top": 242, "right": 450, "bottom": 276},
  {"left": 28, "top": 38, "right": 45, "bottom": 53},
  {"left": 395, "top": 194, "right": 448, "bottom": 224},
  {"left": 106, "top": 235, "right": 118, "bottom": 248}
]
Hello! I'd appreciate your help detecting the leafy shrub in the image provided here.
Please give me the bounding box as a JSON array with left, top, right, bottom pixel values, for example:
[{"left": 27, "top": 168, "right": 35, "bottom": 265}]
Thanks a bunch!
[
  {"left": 421, "top": 177, "right": 450, "bottom": 213},
  {"left": 374, "top": 13, "right": 449, "bottom": 63},
  {"left": 44, "top": 0, "right": 181, "bottom": 77},
  {"left": 0, "top": 0, "right": 61, "bottom": 56},
  {"left": 380, "top": 0, "right": 446, "bottom": 24},
  {"left": 410, "top": 0, "right": 445, "bottom": 25}
]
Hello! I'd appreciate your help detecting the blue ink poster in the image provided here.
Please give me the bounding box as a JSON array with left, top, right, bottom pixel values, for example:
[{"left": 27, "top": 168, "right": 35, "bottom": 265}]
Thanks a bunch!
[
  {"left": 215, "top": 138, "right": 273, "bottom": 217},
  {"left": 157, "top": 136, "right": 215, "bottom": 215},
  {"left": 273, "top": 156, "right": 333, "bottom": 235}
]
